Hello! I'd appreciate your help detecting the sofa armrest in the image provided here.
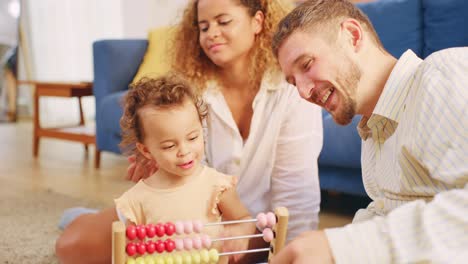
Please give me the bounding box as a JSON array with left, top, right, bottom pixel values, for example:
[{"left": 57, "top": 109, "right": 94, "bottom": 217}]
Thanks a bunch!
[{"left": 92, "top": 39, "right": 148, "bottom": 104}]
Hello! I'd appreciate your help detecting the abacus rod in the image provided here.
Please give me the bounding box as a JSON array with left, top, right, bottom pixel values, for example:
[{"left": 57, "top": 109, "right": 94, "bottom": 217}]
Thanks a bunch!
[
  {"left": 204, "top": 218, "right": 257, "bottom": 226},
  {"left": 212, "top": 233, "right": 264, "bottom": 242},
  {"left": 218, "top": 247, "right": 270, "bottom": 256}
]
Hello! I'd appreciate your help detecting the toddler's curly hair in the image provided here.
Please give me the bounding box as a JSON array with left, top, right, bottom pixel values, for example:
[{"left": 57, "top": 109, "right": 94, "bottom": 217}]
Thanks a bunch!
[{"left": 119, "top": 74, "right": 207, "bottom": 155}]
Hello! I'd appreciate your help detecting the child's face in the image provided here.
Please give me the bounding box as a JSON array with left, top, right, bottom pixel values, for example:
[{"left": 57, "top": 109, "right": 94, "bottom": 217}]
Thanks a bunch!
[{"left": 137, "top": 99, "right": 204, "bottom": 179}]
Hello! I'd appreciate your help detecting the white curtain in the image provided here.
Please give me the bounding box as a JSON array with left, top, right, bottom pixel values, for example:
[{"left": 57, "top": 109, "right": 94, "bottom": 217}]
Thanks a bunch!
[{"left": 23, "top": 0, "right": 188, "bottom": 126}]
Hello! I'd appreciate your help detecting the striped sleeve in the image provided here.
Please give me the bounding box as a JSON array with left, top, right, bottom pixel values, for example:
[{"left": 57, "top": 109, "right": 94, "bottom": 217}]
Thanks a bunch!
[
  {"left": 326, "top": 184, "right": 468, "bottom": 263},
  {"left": 325, "top": 48, "right": 468, "bottom": 263}
]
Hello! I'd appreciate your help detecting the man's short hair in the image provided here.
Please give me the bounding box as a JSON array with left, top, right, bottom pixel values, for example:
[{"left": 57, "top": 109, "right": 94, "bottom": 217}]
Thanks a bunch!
[{"left": 272, "top": 0, "right": 383, "bottom": 57}]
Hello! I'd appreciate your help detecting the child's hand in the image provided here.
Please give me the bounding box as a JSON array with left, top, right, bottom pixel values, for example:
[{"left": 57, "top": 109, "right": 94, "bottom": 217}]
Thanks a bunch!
[{"left": 221, "top": 222, "right": 256, "bottom": 263}]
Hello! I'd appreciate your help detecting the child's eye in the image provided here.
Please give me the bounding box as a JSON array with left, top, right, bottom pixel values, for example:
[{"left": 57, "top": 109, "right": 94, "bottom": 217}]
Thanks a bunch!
[
  {"left": 189, "top": 136, "right": 198, "bottom": 141},
  {"left": 200, "top": 26, "right": 208, "bottom": 32}
]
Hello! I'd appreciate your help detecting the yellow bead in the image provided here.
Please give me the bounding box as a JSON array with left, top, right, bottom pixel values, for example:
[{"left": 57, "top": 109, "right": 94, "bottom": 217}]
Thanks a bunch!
[
  {"left": 145, "top": 255, "right": 155, "bottom": 264},
  {"left": 199, "top": 249, "right": 209, "bottom": 263},
  {"left": 191, "top": 251, "right": 201, "bottom": 264},
  {"left": 135, "top": 256, "right": 146, "bottom": 264},
  {"left": 153, "top": 255, "right": 165, "bottom": 264},
  {"left": 182, "top": 252, "right": 192, "bottom": 264},
  {"left": 173, "top": 253, "right": 183, "bottom": 264},
  {"left": 165, "top": 255, "right": 174, "bottom": 264},
  {"left": 209, "top": 249, "right": 219, "bottom": 263},
  {"left": 126, "top": 257, "right": 136, "bottom": 264}
]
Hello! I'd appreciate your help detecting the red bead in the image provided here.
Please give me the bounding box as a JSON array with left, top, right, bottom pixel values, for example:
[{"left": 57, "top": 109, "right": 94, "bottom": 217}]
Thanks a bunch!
[
  {"left": 136, "top": 225, "right": 146, "bottom": 240},
  {"left": 155, "top": 240, "right": 165, "bottom": 253},
  {"left": 126, "top": 225, "right": 137, "bottom": 240},
  {"left": 164, "top": 222, "right": 176, "bottom": 236},
  {"left": 164, "top": 239, "right": 175, "bottom": 252},
  {"left": 136, "top": 242, "right": 146, "bottom": 255},
  {"left": 126, "top": 242, "right": 137, "bottom": 256},
  {"left": 146, "top": 224, "right": 156, "bottom": 238},
  {"left": 155, "top": 223, "right": 166, "bottom": 237},
  {"left": 146, "top": 241, "right": 156, "bottom": 254}
]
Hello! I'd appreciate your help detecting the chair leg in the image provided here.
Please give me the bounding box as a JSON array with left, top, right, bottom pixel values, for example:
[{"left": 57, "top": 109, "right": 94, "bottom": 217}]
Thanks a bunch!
[{"left": 94, "top": 148, "right": 101, "bottom": 169}]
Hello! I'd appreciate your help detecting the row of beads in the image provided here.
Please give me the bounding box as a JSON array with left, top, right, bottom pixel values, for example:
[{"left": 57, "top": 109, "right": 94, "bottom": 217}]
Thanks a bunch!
[
  {"left": 126, "top": 212, "right": 278, "bottom": 241},
  {"left": 126, "top": 239, "right": 176, "bottom": 256},
  {"left": 127, "top": 221, "right": 205, "bottom": 240},
  {"left": 126, "top": 228, "right": 274, "bottom": 256},
  {"left": 126, "top": 249, "right": 219, "bottom": 264}
]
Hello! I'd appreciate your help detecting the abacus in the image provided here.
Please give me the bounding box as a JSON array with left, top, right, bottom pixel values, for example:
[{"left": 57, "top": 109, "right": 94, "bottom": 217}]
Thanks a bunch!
[{"left": 112, "top": 207, "right": 288, "bottom": 264}]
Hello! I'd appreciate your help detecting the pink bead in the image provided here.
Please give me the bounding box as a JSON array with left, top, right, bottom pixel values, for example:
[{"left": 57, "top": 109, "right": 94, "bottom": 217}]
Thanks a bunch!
[
  {"left": 126, "top": 225, "right": 137, "bottom": 240},
  {"left": 263, "top": 228, "right": 274, "bottom": 242},
  {"left": 175, "top": 238, "right": 184, "bottom": 251},
  {"left": 155, "top": 223, "right": 166, "bottom": 237},
  {"left": 184, "top": 221, "right": 193, "bottom": 234},
  {"left": 126, "top": 242, "right": 137, "bottom": 256},
  {"left": 193, "top": 220, "right": 203, "bottom": 233},
  {"left": 201, "top": 234, "right": 212, "bottom": 248},
  {"left": 256, "top": 213, "right": 267, "bottom": 230},
  {"left": 183, "top": 237, "right": 193, "bottom": 250},
  {"left": 165, "top": 239, "right": 176, "bottom": 252},
  {"left": 175, "top": 221, "right": 184, "bottom": 235},
  {"left": 165, "top": 222, "right": 176, "bottom": 236},
  {"left": 136, "top": 225, "right": 146, "bottom": 240},
  {"left": 266, "top": 212, "right": 276, "bottom": 227},
  {"left": 193, "top": 236, "right": 202, "bottom": 249}
]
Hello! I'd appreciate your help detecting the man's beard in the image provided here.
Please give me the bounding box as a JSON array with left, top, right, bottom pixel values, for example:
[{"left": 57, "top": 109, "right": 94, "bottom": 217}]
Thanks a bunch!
[{"left": 332, "top": 58, "right": 360, "bottom": 126}]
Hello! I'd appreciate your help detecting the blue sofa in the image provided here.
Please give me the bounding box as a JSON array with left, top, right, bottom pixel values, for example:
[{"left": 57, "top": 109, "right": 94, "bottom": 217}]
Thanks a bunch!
[{"left": 93, "top": 0, "right": 468, "bottom": 196}]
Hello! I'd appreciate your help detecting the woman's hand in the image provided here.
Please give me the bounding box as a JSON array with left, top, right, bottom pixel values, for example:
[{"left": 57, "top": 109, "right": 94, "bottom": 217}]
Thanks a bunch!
[{"left": 125, "top": 154, "right": 158, "bottom": 182}]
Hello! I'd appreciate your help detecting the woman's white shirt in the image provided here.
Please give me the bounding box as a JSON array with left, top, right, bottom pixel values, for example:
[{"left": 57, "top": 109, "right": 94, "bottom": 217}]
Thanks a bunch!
[{"left": 203, "top": 72, "right": 323, "bottom": 241}]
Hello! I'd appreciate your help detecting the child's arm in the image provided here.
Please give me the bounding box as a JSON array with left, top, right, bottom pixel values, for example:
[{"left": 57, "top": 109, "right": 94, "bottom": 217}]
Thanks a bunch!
[{"left": 218, "top": 188, "right": 268, "bottom": 263}]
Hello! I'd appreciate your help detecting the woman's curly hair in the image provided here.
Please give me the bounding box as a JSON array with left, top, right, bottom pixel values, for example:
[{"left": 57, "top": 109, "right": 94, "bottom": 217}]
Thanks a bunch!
[
  {"left": 119, "top": 74, "right": 207, "bottom": 155},
  {"left": 170, "top": 0, "right": 293, "bottom": 93}
]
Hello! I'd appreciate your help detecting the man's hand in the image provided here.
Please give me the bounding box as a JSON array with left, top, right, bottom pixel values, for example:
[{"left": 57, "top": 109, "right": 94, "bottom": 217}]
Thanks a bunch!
[
  {"left": 125, "top": 154, "right": 158, "bottom": 182},
  {"left": 270, "top": 230, "right": 334, "bottom": 264}
]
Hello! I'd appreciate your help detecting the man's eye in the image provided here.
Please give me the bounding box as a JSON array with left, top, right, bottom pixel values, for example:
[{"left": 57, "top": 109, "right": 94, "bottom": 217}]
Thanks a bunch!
[
  {"left": 189, "top": 136, "right": 198, "bottom": 141},
  {"left": 219, "top": 20, "right": 231, "bottom": 25},
  {"left": 200, "top": 26, "right": 208, "bottom": 32},
  {"left": 163, "top": 145, "right": 174, "bottom": 150}
]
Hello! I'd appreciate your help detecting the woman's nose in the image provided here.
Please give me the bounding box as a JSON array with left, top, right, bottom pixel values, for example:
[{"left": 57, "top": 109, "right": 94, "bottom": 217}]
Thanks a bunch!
[{"left": 207, "top": 25, "right": 220, "bottom": 39}]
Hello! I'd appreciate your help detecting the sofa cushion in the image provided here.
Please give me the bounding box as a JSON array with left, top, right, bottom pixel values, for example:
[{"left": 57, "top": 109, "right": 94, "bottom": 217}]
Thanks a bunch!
[
  {"left": 132, "top": 27, "right": 176, "bottom": 83},
  {"left": 99, "top": 90, "right": 126, "bottom": 139},
  {"left": 422, "top": 0, "right": 468, "bottom": 57},
  {"left": 319, "top": 113, "right": 362, "bottom": 169},
  {"left": 357, "top": 0, "right": 424, "bottom": 58}
]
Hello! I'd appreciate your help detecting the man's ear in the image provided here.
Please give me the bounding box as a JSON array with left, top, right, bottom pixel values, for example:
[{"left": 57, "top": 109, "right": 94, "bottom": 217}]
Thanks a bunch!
[
  {"left": 340, "top": 18, "right": 363, "bottom": 52},
  {"left": 136, "top": 142, "right": 153, "bottom": 160},
  {"left": 253, "top": 10, "right": 264, "bottom": 35}
]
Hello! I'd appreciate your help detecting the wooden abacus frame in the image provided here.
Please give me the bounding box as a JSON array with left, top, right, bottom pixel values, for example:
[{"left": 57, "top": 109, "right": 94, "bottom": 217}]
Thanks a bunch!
[{"left": 112, "top": 207, "right": 289, "bottom": 264}]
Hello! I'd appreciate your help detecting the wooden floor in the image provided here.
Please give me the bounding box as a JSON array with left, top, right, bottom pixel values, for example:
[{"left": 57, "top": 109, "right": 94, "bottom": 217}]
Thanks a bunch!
[{"left": 0, "top": 121, "right": 363, "bottom": 230}]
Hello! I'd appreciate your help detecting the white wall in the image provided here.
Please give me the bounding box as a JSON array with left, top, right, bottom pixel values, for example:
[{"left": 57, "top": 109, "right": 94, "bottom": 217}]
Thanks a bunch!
[{"left": 23, "top": 0, "right": 188, "bottom": 126}]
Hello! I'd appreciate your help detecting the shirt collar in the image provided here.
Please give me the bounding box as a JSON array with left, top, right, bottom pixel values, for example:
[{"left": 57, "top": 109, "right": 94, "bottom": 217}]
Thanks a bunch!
[{"left": 358, "top": 49, "right": 422, "bottom": 142}]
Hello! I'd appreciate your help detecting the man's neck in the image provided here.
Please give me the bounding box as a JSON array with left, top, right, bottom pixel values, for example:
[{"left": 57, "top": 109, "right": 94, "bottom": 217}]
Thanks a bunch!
[{"left": 358, "top": 49, "right": 398, "bottom": 118}]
